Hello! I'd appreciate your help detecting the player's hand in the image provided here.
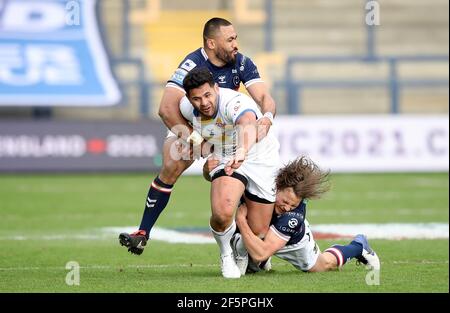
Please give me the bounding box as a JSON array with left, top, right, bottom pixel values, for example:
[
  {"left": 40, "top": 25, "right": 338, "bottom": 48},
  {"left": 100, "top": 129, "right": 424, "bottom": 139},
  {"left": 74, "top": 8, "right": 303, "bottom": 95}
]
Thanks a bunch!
[
  {"left": 200, "top": 140, "right": 214, "bottom": 158},
  {"left": 186, "top": 130, "right": 206, "bottom": 160},
  {"left": 174, "top": 139, "right": 193, "bottom": 160},
  {"left": 203, "top": 156, "right": 220, "bottom": 177},
  {"left": 236, "top": 202, "right": 248, "bottom": 224},
  {"left": 187, "top": 130, "right": 204, "bottom": 146},
  {"left": 256, "top": 116, "right": 272, "bottom": 142},
  {"left": 224, "top": 148, "right": 246, "bottom": 176}
]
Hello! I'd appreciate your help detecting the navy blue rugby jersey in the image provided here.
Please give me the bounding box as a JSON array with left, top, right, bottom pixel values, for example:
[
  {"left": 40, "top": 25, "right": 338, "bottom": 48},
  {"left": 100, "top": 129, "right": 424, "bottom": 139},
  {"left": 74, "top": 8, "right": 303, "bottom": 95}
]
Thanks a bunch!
[
  {"left": 167, "top": 47, "right": 262, "bottom": 92},
  {"left": 269, "top": 199, "right": 307, "bottom": 246}
]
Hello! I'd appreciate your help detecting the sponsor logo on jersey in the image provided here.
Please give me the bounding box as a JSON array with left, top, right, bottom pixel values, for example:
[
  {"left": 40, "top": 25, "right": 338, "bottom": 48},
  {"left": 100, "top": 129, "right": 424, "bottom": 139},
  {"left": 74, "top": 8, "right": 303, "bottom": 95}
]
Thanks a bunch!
[
  {"left": 215, "top": 117, "right": 226, "bottom": 128},
  {"left": 201, "top": 125, "right": 217, "bottom": 140},
  {"left": 288, "top": 218, "right": 299, "bottom": 229},
  {"left": 171, "top": 68, "right": 188, "bottom": 85},
  {"left": 218, "top": 75, "right": 226, "bottom": 84},
  {"left": 233, "top": 75, "right": 240, "bottom": 86},
  {"left": 240, "top": 56, "right": 246, "bottom": 71},
  {"left": 280, "top": 226, "right": 295, "bottom": 234},
  {"left": 181, "top": 59, "right": 197, "bottom": 71}
]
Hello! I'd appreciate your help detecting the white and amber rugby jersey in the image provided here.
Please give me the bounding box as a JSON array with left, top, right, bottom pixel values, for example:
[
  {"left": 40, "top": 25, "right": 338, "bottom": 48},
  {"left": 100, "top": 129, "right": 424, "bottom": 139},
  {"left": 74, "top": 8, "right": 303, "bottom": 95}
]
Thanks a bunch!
[{"left": 179, "top": 87, "right": 278, "bottom": 162}]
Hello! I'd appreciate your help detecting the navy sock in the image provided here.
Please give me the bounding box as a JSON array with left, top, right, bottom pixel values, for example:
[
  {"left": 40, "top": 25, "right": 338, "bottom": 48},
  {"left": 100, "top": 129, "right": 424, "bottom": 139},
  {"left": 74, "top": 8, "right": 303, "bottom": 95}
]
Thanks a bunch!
[
  {"left": 325, "top": 240, "right": 363, "bottom": 267},
  {"left": 138, "top": 176, "right": 173, "bottom": 238}
]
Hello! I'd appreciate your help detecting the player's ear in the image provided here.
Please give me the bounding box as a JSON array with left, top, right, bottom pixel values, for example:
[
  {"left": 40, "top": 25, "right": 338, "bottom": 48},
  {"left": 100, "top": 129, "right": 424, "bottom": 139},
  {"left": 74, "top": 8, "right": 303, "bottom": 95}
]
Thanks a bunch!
[{"left": 206, "top": 38, "right": 215, "bottom": 50}]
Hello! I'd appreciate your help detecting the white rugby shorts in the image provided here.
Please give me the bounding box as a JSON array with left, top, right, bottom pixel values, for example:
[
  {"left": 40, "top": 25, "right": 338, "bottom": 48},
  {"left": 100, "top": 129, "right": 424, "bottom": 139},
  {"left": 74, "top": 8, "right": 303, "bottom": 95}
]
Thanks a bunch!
[{"left": 209, "top": 146, "right": 280, "bottom": 202}]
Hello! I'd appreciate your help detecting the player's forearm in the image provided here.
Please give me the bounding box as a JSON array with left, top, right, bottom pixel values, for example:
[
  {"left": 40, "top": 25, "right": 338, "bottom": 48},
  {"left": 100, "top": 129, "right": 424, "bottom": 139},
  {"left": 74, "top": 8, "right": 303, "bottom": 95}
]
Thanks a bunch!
[
  {"left": 236, "top": 114, "right": 258, "bottom": 154},
  {"left": 159, "top": 104, "right": 190, "bottom": 131},
  {"left": 258, "top": 93, "right": 276, "bottom": 117},
  {"left": 236, "top": 216, "right": 271, "bottom": 262},
  {"left": 247, "top": 84, "right": 276, "bottom": 117},
  {"left": 158, "top": 87, "right": 193, "bottom": 139},
  {"left": 240, "top": 127, "right": 257, "bottom": 155}
]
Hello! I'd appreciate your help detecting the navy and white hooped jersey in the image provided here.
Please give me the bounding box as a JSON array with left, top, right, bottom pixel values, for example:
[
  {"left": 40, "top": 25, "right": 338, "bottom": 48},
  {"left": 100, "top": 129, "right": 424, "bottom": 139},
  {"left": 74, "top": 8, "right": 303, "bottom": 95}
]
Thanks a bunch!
[
  {"left": 270, "top": 200, "right": 307, "bottom": 246},
  {"left": 167, "top": 48, "right": 263, "bottom": 92}
]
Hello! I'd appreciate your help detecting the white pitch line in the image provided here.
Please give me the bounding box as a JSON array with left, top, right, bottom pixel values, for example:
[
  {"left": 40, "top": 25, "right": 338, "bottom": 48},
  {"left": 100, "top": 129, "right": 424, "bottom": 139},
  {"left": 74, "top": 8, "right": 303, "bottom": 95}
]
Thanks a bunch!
[
  {"left": 0, "top": 223, "right": 448, "bottom": 243},
  {"left": 103, "top": 223, "right": 449, "bottom": 241},
  {"left": 103, "top": 226, "right": 215, "bottom": 244},
  {"left": 392, "top": 260, "right": 449, "bottom": 265},
  {"left": 310, "top": 223, "right": 449, "bottom": 240},
  {"left": 1, "top": 260, "right": 449, "bottom": 272},
  {"left": 0, "top": 263, "right": 219, "bottom": 271}
]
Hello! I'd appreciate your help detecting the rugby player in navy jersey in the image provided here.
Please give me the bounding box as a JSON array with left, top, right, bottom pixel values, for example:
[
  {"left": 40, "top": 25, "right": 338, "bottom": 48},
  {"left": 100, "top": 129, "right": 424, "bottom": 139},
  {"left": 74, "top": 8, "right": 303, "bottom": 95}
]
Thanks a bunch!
[
  {"left": 119, "top": 17, "right": 277, "bottom": 255},
  {"left": 204, "top": 156, "right": 380, "bottom": 274}
]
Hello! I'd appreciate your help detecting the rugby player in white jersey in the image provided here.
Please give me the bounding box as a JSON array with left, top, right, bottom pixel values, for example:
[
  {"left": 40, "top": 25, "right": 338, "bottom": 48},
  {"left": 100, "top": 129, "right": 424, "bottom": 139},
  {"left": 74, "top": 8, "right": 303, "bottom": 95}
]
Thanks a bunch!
[{"left": 179, "top": 67, "right": 280, "bottom": 278}]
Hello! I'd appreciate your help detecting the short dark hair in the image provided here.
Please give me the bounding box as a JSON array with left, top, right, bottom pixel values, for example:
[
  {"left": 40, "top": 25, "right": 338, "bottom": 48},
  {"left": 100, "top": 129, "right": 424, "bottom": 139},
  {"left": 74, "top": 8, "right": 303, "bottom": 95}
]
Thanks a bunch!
[
  {"left": 203, "top": 17, "right": 232, "bottom": 45},
  {"left": 275, "top": 156, "right": 330, "bottom": 200},
  {"left": 182, "top": 67, "right": 215, "bottom": 95}
]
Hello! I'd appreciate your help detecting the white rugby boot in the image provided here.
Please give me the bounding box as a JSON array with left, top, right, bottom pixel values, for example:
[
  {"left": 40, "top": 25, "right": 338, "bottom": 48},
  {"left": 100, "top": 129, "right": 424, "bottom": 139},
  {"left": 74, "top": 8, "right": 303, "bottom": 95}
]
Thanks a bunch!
[{"left": 220, "top": 253, "right": 241, "bottom": 279}]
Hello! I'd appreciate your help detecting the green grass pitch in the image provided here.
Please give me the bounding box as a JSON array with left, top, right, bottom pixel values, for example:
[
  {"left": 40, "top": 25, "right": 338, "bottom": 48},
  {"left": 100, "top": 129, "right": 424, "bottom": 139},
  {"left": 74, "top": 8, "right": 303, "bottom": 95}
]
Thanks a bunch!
[{"left": 0, "top": 173, "right": 448, "bottom": 292}]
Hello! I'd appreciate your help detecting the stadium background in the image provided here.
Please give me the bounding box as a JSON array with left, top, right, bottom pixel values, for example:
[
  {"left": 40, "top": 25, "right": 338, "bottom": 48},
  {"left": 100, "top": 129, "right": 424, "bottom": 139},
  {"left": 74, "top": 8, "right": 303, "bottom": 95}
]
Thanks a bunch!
[{"left": 0, "top": 0, "right": 448, "bottom": 293}]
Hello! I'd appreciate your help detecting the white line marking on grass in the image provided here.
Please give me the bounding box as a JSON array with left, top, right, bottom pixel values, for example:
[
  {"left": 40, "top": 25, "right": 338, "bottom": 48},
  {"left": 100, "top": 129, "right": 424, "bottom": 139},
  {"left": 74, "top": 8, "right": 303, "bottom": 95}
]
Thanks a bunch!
[
  {"left": 392, "top": 260, "right": 449, "bottom": 265},
  {"left": 103, "top": 226, "right": 216, "bottom": 244},
  {"left": 0, "top": 264, "right": 219, "bottom": 271},
  {"left": 311, "top": 223, "right": 449, "bottom": 240},
  {"left": 0, "top": 227, "right": 216, "bottom": 243},
  {"left": 0, "top": 223, "right": 447, "bottom": 243},
  {"left": 104, "top": 223, "right": 449, "bottom": 241},
  {"left": 409, "top": 178, "right": 449, "bottom": 188},
  {"left": 1, "top": 260, "right": 448, "bottom": 272}
]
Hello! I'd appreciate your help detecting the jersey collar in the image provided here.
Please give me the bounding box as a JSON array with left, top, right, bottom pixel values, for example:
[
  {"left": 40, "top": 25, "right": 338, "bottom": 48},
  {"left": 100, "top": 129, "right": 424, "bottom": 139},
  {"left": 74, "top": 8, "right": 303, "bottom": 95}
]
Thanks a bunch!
[{"left": 201, "top": 48, "right": 208, "bottom": 60}]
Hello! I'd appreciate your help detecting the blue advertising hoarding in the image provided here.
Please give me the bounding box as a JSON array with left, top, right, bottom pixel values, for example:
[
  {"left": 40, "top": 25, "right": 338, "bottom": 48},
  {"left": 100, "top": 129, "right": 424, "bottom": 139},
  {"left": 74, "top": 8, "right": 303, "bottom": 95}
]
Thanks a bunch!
[{"left": 0, "top": 0, "right": 121, "bottom": 106}]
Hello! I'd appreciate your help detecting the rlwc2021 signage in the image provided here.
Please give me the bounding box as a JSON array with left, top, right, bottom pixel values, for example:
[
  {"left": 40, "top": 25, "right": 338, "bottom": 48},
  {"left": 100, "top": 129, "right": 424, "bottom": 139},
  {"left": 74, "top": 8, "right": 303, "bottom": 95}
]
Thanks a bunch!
[
  {"left": 0, "top": 116, "right": 448, "bottom": 173},
  {"left": 0, "top": 0, "right": 121, "bottom": 106},
  {"left": 0, "top": 121, "right": 165, "bottom": 172},
  {"left": 184, "top": 115, "right": 449, "bottom": 174},
  {"left": 271, "top": 115, "right": 449, "bottom": 172}
]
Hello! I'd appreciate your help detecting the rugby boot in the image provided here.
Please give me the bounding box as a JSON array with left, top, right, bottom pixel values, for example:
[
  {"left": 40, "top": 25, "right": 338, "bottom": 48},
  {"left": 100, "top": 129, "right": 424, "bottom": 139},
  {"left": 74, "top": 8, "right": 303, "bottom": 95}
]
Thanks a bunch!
[
  {"left": 353, "top": 234, "right": 380, "bottom": 271},
  {"left": 119, "top": 230, "right": 147, "bottom": 255}
]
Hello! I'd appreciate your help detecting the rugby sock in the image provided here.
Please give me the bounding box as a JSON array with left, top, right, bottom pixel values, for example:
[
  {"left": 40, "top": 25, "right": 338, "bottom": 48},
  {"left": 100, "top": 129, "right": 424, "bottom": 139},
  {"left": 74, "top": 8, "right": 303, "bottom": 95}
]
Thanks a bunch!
[
  {"left": 138, "top": 176, "right": 173, "bottom": 238},
  {"left": 210, "top": 220, "right": 236, "bottom": 256},
  {"left": 324, "top": 240, "right": 363, "bottom": 267}
]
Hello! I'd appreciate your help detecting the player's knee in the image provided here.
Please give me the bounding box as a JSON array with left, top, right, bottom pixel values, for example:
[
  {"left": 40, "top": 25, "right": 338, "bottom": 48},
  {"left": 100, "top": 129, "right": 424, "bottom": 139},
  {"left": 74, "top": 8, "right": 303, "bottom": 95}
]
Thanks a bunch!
[
  {"left": 160, "top": 158, "right": 186, "bottom": 183},
  {"left": 322, "top": 257, "right": 336, "bottom": 271},
  {"left": 212, "top": 211, "right": 234, "bottom": 227},
  {"left": 312, "top": 253, "right": 337, "bottom": 272},
  {"left": 211, "top": 203, "right": 235, "bottom": 228}
]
